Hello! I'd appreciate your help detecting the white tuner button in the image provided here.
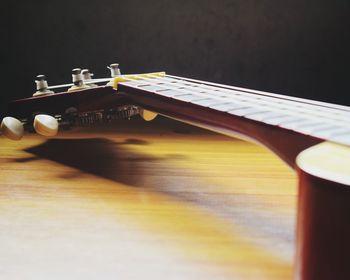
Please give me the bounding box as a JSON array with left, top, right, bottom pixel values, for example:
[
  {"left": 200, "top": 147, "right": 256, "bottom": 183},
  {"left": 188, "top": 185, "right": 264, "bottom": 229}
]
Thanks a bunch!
[
  {"left": 139, "top": 109, "right": 158, "bottom": 121},
  {"left": 33, "top": 114, "right": 58, "bottom": 137},
  {"left": 0, "top": 117, "right": 24, "bottom": 140}
]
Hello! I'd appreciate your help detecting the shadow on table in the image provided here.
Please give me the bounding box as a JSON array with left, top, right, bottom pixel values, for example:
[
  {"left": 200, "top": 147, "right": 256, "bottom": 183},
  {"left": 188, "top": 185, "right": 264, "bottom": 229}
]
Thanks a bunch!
[
  {"left": 17, "top": 137, "right": 295, "bottom": 269},
  {"left": 21, "top": 138, "right": 168, "bottom": 186}
]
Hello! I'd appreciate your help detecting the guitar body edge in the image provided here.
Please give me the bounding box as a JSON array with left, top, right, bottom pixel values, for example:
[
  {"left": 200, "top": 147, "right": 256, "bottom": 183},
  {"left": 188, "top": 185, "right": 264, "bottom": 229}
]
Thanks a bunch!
[{"left": 295, "top": 142, "right": 350, "bottom": 280}]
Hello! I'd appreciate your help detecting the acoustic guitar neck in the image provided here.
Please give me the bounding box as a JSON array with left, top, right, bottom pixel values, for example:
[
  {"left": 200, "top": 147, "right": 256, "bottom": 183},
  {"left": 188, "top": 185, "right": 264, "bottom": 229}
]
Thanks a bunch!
[
  {"left": 120, "top": 74, "right": 350, "bottom": 144},
  {"left": 116, "top": 74, "right": 349, "bottom": 166},
  {"left": 6, "top": 72, "right": 350, "bottom": 166}
]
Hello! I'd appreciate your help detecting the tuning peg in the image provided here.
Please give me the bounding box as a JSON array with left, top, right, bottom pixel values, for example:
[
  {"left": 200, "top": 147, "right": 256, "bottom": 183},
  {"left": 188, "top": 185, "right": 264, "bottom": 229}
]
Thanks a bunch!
[
  {"left": 33, "top": 75, "right": 54, "bottom": 97},
  {"left": 139, "top": 109, "right": 158, "bottom": 121},
  {"left": 33, "top": 114, "right": 58, "bottom": 137},
  {"left": 0, "top": 117, "right": 24, "bottom": 140},
  {"left": 107, "top": 63, "right": 122, "bottom": 86},
  {"left": 68, "top": 68, "right": 90, "bottom": 92},
  {"left": 108, "top": 63, "right": 121, "bottom": 77},
  {"left": 82, "top": 69, "right": 97, "bottom": 87}
]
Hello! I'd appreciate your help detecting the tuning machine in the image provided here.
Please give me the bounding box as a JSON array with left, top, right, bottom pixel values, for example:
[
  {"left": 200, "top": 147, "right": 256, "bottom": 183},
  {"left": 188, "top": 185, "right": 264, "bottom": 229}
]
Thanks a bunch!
[
  {"left": 0, "top": 117, "right": 24, "bottom": 140},
  {"left": 33, "top": 75, "right": 54, "bottom": 97},
  {"left": 68, "top": 68, "right": 90, "bottom": 92},
  {"left": 33, "top": 114, "right": 59, "bottom": 137},
  {"left": 108, "top": 63, "right": 121, "bottom": 77},
  {"left": 107, "top": 63, "right": 121, "bottom": 86},
  {"left": 82, "top": 69, "right": 97, "bottom": 87}
]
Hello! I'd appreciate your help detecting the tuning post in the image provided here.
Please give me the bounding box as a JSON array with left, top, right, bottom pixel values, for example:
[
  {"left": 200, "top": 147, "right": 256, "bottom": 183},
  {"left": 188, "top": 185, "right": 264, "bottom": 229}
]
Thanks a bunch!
[
  {"left": 108, "top": 63, "right": 121, "bottom": 77},
  {"left": 107, "top": 63, "right": 121, "bottom": 86},
  {"left": 82, "top": 69, "right": 97, "bottom": 87},
  {"left": 33, "top": 75, "right": 54, "bottom": 97},
  {"left": 68, "top": 68, "right": 90, "bottom": 92}
]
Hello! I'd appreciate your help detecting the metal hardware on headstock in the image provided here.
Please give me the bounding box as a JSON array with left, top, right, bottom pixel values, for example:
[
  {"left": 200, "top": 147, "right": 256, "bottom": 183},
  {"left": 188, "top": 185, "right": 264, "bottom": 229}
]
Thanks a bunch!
[
  {"left": 63, "top": 106, "right": 140, "bottom": 127},
  {"left": 33, "top": 114, "right": 59, "bottom": 137},
  {"left": 106, "top": 63, "right": 122, "bottom": 86},
  {"left": 0, "top": 117, "right": 24, "bottom": 140},
  {"left": 68, "top": 68, "right": 90, "bottom": 92},
  {"left": 0, "top": 63, "right": 163, "bottom": 140},
  {"left": 0, "top": 105, "right": 140, "bottom": 140},
  {"left": 33, "top": 75, "right": 54, "bottom": 97},
  {"left": 108, "top": 63, "right": 121, "bottom": 77},
  {"left": 82, "top": 69, "right": 97, "bottom": 87}
]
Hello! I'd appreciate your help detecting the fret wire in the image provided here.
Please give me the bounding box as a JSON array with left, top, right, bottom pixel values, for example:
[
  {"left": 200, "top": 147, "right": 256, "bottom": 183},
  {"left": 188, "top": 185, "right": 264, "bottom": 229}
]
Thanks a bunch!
[
  {"left": 212, "top": 103, "right": 249, "bottom": 112},
  {"left": 313, "top": 127, "right": 350, "bottom": 139},
  {"left": 160, "top": 77, "right": 350, "bottom": 120},
  {"left": 290, "top": 121, "right": 325, "bottom": 132},
  {"left": 159, "top": 77, "right": 350, "bottom": 124},
  {"left": 245, "top": 111, "right": 286, "bottom": 122},
  {"left": 266, "top": 116, "right": 309, "bottom": 126},
  {"left": 124, "top": 80, "right": 253, "bottom": 108},
  {"left": 297, "top": 124, "right": 337, "bottom": 135},
  {"left": 228, "top": 108, "right": 269, "bottom": 117},
  {"left": 120, "top": 76, "right": 350, "bottom": 145},
  {"left": 163, "top": 76, "right": 350, "bottom": 121},
  {"left": 153, "top": 76, "right": 350, "bottom": 117},
  {"left": 279, "top": 118, "right": 312, "bottom": 130},
  {"left": 122, "top": 77, "right": 350, "bottom": 126},
  {"left": 172, "top": 94, "right": 208, "bottom": 102},
  {"left": 129, "top": 80, "right": 293, "bottom": 119},
  {"left": 166, "top": 74, "right": 350, "bottom": 113}
]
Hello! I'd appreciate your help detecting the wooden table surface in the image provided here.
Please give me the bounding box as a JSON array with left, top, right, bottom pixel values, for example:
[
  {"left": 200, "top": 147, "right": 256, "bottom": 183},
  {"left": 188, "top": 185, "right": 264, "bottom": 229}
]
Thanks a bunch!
[{"left": 0, "top": 117, "right": 296, "bottom": 280}]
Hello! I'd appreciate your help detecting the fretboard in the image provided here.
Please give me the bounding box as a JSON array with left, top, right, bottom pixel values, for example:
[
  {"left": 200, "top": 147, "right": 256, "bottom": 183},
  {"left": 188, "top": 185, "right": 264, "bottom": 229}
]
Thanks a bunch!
[{"left": 118, "top": 75, "right": 350, "bottom": 146}]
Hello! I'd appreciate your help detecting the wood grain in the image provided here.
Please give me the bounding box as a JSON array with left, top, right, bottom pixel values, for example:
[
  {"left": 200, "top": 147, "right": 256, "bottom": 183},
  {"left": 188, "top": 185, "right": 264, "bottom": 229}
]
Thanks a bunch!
[{"left": 0, "top": 117, "right": 296, "bottom": 280}]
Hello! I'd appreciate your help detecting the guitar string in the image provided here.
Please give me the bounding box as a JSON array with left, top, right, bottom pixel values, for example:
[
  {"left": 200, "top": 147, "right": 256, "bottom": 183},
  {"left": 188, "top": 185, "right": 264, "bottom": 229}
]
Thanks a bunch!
[
  {"left": 112, "top": 74, "right": 350, "bottom": 123},
  {"left": 119, "top": 76, "right": 350, "bottom": 145},
  {"left": 47, "top": 74, "right": 350, "bottom": 115},
  {"left": 161, "top": 76, "right": 350, "bottom": 120},
  {"left": 43, "top": 74, "right": 350, "bottom": 144},
  {"left": 120, "top": 76, "right": 350, "bottom": 125},
  {"left": 48, "top": 78, "right": 111, "bottom": 89},
  {"left": 160, "top": 76, "right": 350, "bottom": 144},
  {"left": 166, "top": 74, "right": 350, "bottom": 113}
]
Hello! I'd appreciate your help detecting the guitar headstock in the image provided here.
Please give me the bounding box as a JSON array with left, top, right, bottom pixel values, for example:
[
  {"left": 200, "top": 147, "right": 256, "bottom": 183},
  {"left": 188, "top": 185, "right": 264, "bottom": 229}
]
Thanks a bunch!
[{"left": 0, "top": 63, "right": 164, "bottom": 140}]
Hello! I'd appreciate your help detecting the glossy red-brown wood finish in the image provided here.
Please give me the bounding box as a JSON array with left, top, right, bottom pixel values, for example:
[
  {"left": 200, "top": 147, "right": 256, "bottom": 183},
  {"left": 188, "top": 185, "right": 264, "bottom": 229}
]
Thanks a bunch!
[
  {"left": 296, "top": 170, "right": 350, "bottom": 280},
  {"left": 9, "top": 84, "right": 323, "bottom": 167},
  {"left": 118, "top": 84, "right": 322, "bottom": 167},
  {"left": 8, "top": 86, "right": 124, "bottom": 119}
]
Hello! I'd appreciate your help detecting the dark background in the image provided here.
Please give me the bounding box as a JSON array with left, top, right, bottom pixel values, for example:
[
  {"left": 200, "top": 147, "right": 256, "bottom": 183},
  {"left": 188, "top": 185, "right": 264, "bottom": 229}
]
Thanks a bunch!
[{"left": 1, "top": 0, "right": 349, "bottom": 117}]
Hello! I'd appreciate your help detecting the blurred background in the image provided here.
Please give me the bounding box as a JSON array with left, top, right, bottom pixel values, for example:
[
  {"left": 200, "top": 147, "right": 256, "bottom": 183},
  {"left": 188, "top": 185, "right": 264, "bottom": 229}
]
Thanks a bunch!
[{"left": 1, "top": 0, "right": 349, "bottom": 116}]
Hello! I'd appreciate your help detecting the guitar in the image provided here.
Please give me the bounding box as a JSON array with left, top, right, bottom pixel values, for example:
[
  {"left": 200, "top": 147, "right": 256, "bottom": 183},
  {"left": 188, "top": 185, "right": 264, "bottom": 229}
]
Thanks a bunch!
[{"left": 1, "top": 65, "right": 349, "bottom": 280}]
